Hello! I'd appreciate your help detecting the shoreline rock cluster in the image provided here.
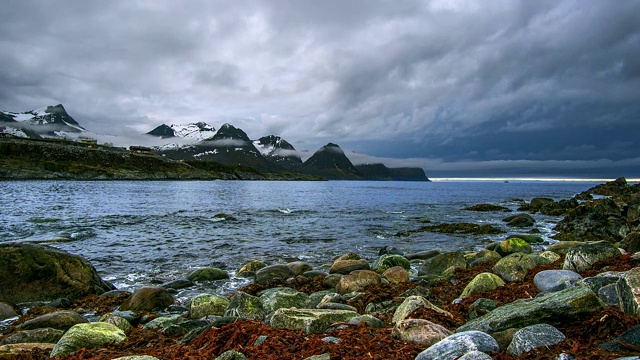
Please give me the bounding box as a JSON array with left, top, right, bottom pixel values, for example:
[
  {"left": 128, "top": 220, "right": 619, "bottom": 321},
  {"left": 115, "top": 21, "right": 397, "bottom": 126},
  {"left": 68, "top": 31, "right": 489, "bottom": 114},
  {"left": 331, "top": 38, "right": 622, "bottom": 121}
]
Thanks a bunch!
[{"left": 1, "top": 177, "right": 640, "bottom": 359}]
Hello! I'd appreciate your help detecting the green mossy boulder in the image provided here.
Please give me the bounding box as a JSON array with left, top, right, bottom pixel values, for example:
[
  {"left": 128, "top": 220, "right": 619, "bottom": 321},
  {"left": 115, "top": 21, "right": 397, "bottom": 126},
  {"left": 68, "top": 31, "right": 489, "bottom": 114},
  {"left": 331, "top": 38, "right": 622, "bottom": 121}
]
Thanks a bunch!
[
  {"left": 259, "top": 287, "right": 311, "bottom": 313},
  {"left": 419, "top": 251, "right": 467, "bottom": 276},
  {"left": 492, "top": 253, "right": 537, "bottom": 282},
  {"left": 495, "top": 238, "right": 532, "bottom": 257},
  {"left": 187, "top": 267, "right": 229, "bottom": 282},
  {"left": 373, "top": 254, "right": 411, "bottom": 273},
  {"left": 270, "top": 308, "right": 359, "bottom": 334},
  {"left": 460, "top": 273, "right": 505, "bottom": 299},
  {"left": 188, "top": 293, "right": 230, "bottom": 319},
  {"left": 50, "top": 322, "right": 126, "bottom": 357},
  {"left": 224, "top": 291, "right": 266, "bottom": 320}
]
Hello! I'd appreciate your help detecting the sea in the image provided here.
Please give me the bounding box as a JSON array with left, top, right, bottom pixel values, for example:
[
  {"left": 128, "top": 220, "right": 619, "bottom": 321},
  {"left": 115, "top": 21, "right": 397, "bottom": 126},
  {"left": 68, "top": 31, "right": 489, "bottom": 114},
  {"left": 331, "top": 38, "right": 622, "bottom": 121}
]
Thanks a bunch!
[{"left": 0, "top": 180, "right": 598, "bottom": 300}]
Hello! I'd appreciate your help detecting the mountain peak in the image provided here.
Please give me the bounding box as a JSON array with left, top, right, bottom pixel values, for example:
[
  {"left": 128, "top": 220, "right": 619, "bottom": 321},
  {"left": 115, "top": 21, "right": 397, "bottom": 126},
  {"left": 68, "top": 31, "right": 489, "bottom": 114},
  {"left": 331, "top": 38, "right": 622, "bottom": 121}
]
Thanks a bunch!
[
  {"left": 301, "top": 143, "right": 362, "bottom": 180},
  {"left": 146, "top": 122, "right": 216, "bottom": 140},
  {"left": 210, "top": 123, "right": 251, "bottom": 142}
]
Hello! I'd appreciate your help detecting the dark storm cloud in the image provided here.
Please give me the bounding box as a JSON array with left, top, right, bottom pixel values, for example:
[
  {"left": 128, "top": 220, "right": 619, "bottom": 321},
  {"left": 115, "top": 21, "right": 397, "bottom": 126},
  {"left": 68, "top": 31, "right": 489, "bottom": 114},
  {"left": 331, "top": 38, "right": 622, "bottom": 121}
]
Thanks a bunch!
[{"left": 0, "top": 0, "right": 639, "bottom": 178}]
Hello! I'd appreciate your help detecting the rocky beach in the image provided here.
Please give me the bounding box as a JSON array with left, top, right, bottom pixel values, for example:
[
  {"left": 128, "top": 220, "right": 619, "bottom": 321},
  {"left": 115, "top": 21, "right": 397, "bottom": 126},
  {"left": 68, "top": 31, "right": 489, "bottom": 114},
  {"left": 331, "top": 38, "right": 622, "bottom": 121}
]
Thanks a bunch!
[{"left": 1, "top": 178, "right": 640, "bottom": 359}]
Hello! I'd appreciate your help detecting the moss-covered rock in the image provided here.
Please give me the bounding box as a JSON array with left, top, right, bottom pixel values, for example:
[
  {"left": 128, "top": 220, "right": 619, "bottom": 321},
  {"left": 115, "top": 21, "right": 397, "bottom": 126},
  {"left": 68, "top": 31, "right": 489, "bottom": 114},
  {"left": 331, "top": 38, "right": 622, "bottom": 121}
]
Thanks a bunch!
[
  {"left": 392, "top": 296, "right": 452, "bottom": 325},
  {"left": 224, "top": 291, "right": 265, "bottom": 321},
  {"left": 383, "top": 266, "right": 410, "bottom": 283},
  {"left": 503, "top": 213, "right": 535, "bottom": 227},
  {"left": 50, "top": 322, "right": 126, "bottom": 357},
  {"left": 373, "top": 254, "right": 411, "bottom": 273},
  {"left": 463, "top": 204, "right": 511, "bottom": 212},
  {"left": 0, "top": 243, "right": 113, "bottom": 304},
  {"left": 119, "top": 286, "right": 174, "bottom": 312},
  {"left": 236, "top": 260, "right": 266, "bottom": 278},
  {"left": 187, "top": 267, "right": 229, "bottom": 282},
  {"left": 270, "top": 308, "right": 359, "bottom": 334},
  {"left": 495, "top": 238, "right": 532, "bottom": 257},
  {"left": 419, "top": 251, "right": 467, "bottom": 276},
  {"left": 99, "top": 314, "right": 133, "bottom": 331},
  {"left": 259, "top": 287, "right": 311, "bottom": 313},
  {"left": 460, "top": 273, "right": 505, "bottom": 299},
  {"left": 18, "top": 310, "right": 87, "bottom": 331},
  {"left": 188, "top": 293, "right": 230, "bottom": 319},
  {"left": 492, "top": 253, "right": 537, "bottom": 282},
  {"left": 254, "top": 264, "right": 295, "bottom": 285},
  {"left": 563, "top": 241, "right": 621, "bottom": 273},
  {"left": 0, "top": 328, "right": 64, "bottom": 345},
  {"left": 335, "top": 270, "right": 381, "bottom": 294}
]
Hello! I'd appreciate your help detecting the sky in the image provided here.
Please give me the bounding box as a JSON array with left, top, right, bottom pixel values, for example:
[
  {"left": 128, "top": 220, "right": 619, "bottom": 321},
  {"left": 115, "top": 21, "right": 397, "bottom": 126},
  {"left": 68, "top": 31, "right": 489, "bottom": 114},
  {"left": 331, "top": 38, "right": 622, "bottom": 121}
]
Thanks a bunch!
[{"left": 1, "top": 0, "right": 639, "bottom": 179}]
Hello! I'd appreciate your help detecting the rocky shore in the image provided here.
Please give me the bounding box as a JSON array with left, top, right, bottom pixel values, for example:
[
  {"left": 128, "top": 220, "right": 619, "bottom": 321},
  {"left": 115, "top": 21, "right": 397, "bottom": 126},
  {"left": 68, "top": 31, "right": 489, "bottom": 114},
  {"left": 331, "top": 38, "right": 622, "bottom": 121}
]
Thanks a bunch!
[{"left": 1, "top": 178, "right": 640, "bottom": 359}]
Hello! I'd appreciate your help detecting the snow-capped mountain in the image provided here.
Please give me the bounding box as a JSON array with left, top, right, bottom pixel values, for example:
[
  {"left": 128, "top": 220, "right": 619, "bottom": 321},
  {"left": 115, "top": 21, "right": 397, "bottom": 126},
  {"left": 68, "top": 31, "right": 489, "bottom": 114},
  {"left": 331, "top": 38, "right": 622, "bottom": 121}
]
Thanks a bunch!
[
  {"left": 146, "top": 122, "right": 216, "bottom": 141},
  {"left": 253, "top": 135, "right": 302, "bottom": 169},
  {"left": 0, "top": 104, "right": 86, "bottom": 138}
]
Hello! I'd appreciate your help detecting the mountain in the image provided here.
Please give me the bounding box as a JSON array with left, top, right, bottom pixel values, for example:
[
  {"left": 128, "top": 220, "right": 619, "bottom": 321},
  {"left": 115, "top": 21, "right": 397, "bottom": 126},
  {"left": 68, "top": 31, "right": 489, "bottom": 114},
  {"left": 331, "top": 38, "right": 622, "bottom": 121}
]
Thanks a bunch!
[
  {"left": 146, "top": 122, "right": 216, "bottom": 140},
  {"left": 355, "top": 163, "right": 430, "bottom": 181},
  {"left": 159, "top": 123, "right": 281, "bottom": 173},
  {"left": 0, "top": 105, "right": 85, "bottom": 138},
  {"left": 300, "top": 143, "right": 363, "bottom": 180},
  {"left": 253, "top": 135, "right": 302, "bottom": 169}
]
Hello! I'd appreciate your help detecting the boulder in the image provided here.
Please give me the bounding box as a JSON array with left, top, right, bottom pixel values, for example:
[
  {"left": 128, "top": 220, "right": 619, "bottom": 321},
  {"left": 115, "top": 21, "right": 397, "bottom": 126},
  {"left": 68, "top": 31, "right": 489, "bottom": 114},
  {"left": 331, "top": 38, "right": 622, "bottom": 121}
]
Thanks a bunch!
[
  {"left": 160, "top": 279, "right": 194, "bottom": 290},
  {"left": 457, "top": 286, "right": 605, "bottom": 333},
  {"left": 392, "top": 319, "right": 452, "bottom": 346},
  {"left": 187, "top": 267, "right": 229, "bottom": 282},
  {"left": 142, "top": 315, "right": 187, "bottom": 331},
  {"left": 539, "top": 250, "right": 561, "bottom": 263},
  {"left": 533, "top": 270, "right": 582, "bottom": 293},
  {"left": 467, "top": 250, "right": 501, "bottom": 267},
  {"left": 50, "top": 322, "right": 126, "bottom": 357},
  {"left": 621, "top": 231, "right": 640, "bottom": 254},
  {"left": 335, "top": 270, "right": 381, "bottom": 294},
  {"left": 0, "top": 243, "right": 113, "bottom": 303},
  {"left": 617, "top": 267, "right": 640, "bottom": 316},
  {"left": 112, "top": 356, "right": 160, "bottom": 360},
  {"left": 329, "top": 259, "right": 370, "bottom": 275},
  {"left": 457, "top": 350, "right": 493, "bottom": 360},
  {"left": 119, "top": 286, "right": 174, "bottom": 312},
  {"left": 406, "top": 250, "right": 441, "bottom": 261},
  {"left": 0, "top": 328, "right": 64, "bottom": 345},
  {"left": 506, "top": 234, "right": 544, "bottom": 244},
  {"left": 562, "top": 241, "right": 621, "bottom": 273},
  {"left": 460, "top": 273, "right": 505, "bottom": 299},
  {"left": 99, "top": 314, "right": 133, "bottom": 331},
  {"left": 255, "top": 264, "right": 295, "bottom": 285},
  {"left": 373, "top": 254, "right": 411, "bottom": 273},
  {"left": 599, "top": 324, "right": 640, "bottom": 352},
  {"left": 347, "top": 314, "right": 385, "bottom": 328},
  {"left": 18, "top": 310, "right": 87, "bottom": 331},
  {"left": 492, "top": 253, "right": 537, "bottom": 282},
  {"left": 237, "top": 260, "right": 266, "bottom": 277},
  {"left": 215, "top": 350, "right": 248, "bottom": 360},
  {"left": 463, "top": 204, "right": 511, "bottom": 212},
  {"left": 322, "top": 274, "right": 341, "bottom": 288},
  {"left": 378, "top": 246, "right": 405, "bottom": 256},
  {"left": 468, "top": 298, "right": 498, "bottom": 320},
  {"left": 287, "top": 261, "right": 312, "bottom": 276},
  {"left": 188, "top": 293, "right": 230, "bottom": 319},
  {"left": 494, "top": 238, "right": 532, "bottom": 257},
  {"left": 540, "top": 199, "right": 580, "bottom": 216},
  {"left": 415, "top": 331, "right": 499, "bottom": 360},
  {"left": 270, "top": 308, "right": 359, "bottom": 334},
  {"left": 392, "top": 296, "right": 452, "bottom": 325},
  {"left": 419, "top": 251, "right": 467, "bottom": 276},
  {"left": 546, "top": 241, "right": 583, "bottom": 255},
  {"left": 224, "top": 291, "right": 265, "bottom": 321},
  {"left": 259, "top": 287, "right": 311, "bottom": 313},
  {"left": 383, "top": 266, "right": 410, "bottom": 283},
  {"left": 0, "top": 302, "right": 18, "bottom": 321},
  {"left": 507, "top": 324, "right": 566, "bottom": 356},
  {"left": 335, "top": 252, "right": 362, "bottom": 261},
  {"left": 503, "top": 213, "right": 535, "bottom": 227}
]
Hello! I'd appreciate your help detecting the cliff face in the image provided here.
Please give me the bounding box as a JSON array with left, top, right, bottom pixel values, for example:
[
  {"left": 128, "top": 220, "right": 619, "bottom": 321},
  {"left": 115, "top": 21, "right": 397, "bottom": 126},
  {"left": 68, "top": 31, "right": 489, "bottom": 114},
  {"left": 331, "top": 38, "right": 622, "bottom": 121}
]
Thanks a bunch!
[{"left": 355, "top": 164, "right": 430, "bottom": 181}]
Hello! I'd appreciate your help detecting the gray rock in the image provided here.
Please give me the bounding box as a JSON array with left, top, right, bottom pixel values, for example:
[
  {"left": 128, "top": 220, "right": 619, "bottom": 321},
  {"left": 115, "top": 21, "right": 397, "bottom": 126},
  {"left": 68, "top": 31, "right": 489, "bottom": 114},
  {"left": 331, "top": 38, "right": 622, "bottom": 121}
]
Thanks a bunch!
[
  {"left": 322, "top": 273, "right": 342, "bottom": 288},
  {"left": 533, "top": 270, "right": 582, "bottom": 293},
  {"left": 321, "top": 336, "right": 340, "bottom": 344},
  {"left": 578, "top": 273, "right": 623, "bottom": 293},
  {"left": 492, "top": 253, "right": 537, "bottom": 282},
  {"left": 270, "top": 308, "right": 359, "bottom": 334},
  {"left": 237, "top": 260, "right": 266, "bottom": 277},
  {"left": 539, "top": 250, "right": 561, "bottom": 263},
  {"left": 160, "top": 279, "right": 194, "bottom": 290},
  {"left": 457, "top": 286, "right": 605, "bottom": 333},
  {"left": 255, "top": 264, "right": 295, "bottom": 285},
  {"left": 563, "top": 241, "right": 621, "bottom": 272},
  {"left": 112, "top": 356, "right": 160, "bottom": 360},
  {"left": 317, "top": 302, "right": 358, "bottom": 312},
  {"left": 259, "top": 287, "right": 311, "bottom": 313},
  {"left": 304, "top": 354, "right": 331, "bottom": 360},
  {"left": 468, "top": 298, "right": 498, "bottom": 320},
  {"left": 329, "top": 259, "right": 370, "bottom": 275},
  {"left": 392, "top": 296, "right": 452, "bottom": 325},
  {"left": 419, "top": 251, "right": 467, "bottom": 276},
  {"left": 214, "top": 349, "right": 248, "bottom": 360},
  {"left": 0, "top": 243, "right": 113, "bottom": 303},
  {"left": 617, "top": 267, "right": 640, "bottom": 316},
  {"left": 188, "top": 293, "right": 230, "bottom": 319},
  {"left": 365, "top": 300, "right": 397, "bottom": 315},
  {"left": 224, "top": 291, "right": 265, "bottom": 321},
  {"left": 18, "top": 310, "right": 88, "bottom": 331},
  {"left": 50, "top": 322, "right": 126, "bottom": 357},
  {"left": 392, "top": 318, "right": 452, "bottom": 346},
  {"left": 494, "top": 238, "right": 532, "bottom": 257},
  {"left": 467, "top": 250, "right": 501, "bottom": 267},
  {"left": 119, "top": 286, "right": 174, "bottom": 312},
  {"left": 546, "top": 241, "right": 584, "bottom": 255},
  {"left": 142, "top": 315, "right": 187, "bottom": 331},
  {"left": 0, "top": 328, "right": 64, "bottom": 345},
  {"left": 457, "top": 350, "right": 493, "bottom": 360},
  {"left": 348, "top": 314, "right": 384, "bottom": 328},
  {"left": 415, "top": 331, "right": 499, "bottom": 360},
  {"left": 383, "top": 266, "right": 410, "bottom": 283},
  {"left": 507, "top": 324, "right": 566, "bottom": 356},
  {"left": 599, "top": 283, "right": 621, "bottom": 306}
]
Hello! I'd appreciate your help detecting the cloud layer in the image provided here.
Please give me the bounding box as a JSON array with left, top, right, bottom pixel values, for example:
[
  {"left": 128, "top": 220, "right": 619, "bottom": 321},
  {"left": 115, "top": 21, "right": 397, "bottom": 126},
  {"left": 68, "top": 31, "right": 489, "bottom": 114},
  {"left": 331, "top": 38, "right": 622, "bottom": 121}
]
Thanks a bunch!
[{"left": 1, "top": 1, "right": 639, "bottom": 178}]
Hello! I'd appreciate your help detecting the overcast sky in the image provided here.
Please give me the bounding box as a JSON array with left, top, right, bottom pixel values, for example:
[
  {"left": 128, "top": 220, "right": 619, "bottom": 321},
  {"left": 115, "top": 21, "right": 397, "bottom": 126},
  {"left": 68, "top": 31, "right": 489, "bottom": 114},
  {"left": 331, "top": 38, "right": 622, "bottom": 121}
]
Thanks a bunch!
[{"left": 2, "top": 1, "right": 639, "bottom": 179}]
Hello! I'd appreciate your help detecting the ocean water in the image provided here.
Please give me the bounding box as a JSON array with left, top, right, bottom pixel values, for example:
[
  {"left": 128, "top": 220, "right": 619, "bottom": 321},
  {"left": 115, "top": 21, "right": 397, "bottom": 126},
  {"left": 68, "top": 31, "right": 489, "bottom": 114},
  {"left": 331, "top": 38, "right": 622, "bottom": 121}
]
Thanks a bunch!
[{"left": 0, "top": 180, "right": 596, "bottom": 299}]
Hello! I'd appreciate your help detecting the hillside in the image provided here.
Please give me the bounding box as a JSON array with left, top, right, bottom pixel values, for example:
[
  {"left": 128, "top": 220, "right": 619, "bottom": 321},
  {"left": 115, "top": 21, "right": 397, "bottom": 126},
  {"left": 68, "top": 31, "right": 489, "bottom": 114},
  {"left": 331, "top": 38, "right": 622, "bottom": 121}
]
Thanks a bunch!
[{"left": 0, "top": 136, "right": 321, "bottom": 181}]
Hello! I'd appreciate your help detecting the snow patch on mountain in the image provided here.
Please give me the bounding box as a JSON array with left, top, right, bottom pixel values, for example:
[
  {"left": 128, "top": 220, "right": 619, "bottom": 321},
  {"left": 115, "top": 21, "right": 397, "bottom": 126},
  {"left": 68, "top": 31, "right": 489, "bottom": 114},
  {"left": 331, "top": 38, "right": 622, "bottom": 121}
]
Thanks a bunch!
[{"left": 171, "top": 122, "right": 216, "bottom": 140}]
